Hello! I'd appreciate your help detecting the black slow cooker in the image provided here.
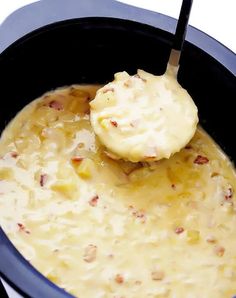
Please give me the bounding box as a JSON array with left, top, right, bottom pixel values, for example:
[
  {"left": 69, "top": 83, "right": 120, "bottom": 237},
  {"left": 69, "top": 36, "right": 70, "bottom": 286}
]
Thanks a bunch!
[{"left": 0, "top": 0, "right": 235, "bottom": 297}]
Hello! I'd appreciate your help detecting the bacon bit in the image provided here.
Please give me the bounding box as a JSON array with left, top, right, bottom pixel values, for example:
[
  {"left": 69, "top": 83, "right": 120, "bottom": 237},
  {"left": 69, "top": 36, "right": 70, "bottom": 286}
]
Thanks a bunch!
[
  {"left": 175, "top": 227, "right": 184, "bottom": 234},
  {"left": 89, "top": 195, "right": 99, "bottom": 207},
  {"left": 17, "top": 223, "right": 25, "bottom": 230},
  {"left": 185, "top": 145, "right": 192, "bottom": 150},
  {"left": 110, "top": 120, "right": 118, "bottom": 127},
  {"left": 135, "top": 211, "right": 146, "bottom": 220},
  {"left": 17, "top": 223, "right": 30, "bottom": 234},
  {"left": 115, "top": 274, "right": 124, "bottom": 284},
  {"left": 11, "top": 152, "right": 18, "bottom": 158},
  {"left": 214, "top": 245, "right": 225, "bottom": 257},
  {"left": 48, "top": 100, "right": 63, "bottom": 111},
  {"left": 194, "top": 155, "right": 209, "bottom": 165},
  {"left": 71, "top": 156, "right": 84, "bottom": 163},
  {"left": 83, "top": 244, "right": 97, "bottom": 262},
  {"left": 206, "top": 235, "right": 217, "bottom": 243},
  {"left": 103, "top": 87, "right": 114, "bottom": 93},
  {"left": 40, "top": 174, "right": 48, "bottom": 187},
  {"left": 225, "top": 187, "right": 233, "bottom": 201},
  {"left": 129, "top": 206, "right": 146, "bottom": 223},
  {"left": 134, "top": 74, "right": 147, "bottom": 82},
  {"left": 151, "top": 270, "right": 165, "bottom": 281}
]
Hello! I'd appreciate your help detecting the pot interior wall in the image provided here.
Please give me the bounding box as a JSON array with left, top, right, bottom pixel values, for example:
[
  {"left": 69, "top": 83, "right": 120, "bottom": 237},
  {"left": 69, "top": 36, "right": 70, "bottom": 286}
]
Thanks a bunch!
[{"left": 0, "top": 17, "right": 235, "bottom": 161}]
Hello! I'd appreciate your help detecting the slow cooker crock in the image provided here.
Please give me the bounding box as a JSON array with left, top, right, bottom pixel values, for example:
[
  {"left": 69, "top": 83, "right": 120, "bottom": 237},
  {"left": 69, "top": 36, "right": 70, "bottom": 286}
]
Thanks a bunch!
[{"left": 0, "top": 3, "right": 235, "bottom": 298}]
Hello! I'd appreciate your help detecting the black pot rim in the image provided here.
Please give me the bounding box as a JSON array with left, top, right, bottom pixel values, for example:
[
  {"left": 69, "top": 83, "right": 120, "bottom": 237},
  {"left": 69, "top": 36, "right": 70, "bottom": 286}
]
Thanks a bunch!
[{"left": 0, "top": 0, "right": 235, "bottom": 75}]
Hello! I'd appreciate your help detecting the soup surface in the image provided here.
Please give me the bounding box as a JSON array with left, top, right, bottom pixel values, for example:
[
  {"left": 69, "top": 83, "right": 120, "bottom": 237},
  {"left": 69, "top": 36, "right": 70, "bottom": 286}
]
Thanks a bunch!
[{"left": 0, "top": 85, "right": 236, "bottom": 298}]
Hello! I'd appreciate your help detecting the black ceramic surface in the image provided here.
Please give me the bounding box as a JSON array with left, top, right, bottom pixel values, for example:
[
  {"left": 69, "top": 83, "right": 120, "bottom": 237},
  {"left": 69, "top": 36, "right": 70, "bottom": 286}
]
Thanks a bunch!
[
  {"left": 0, "top": 278, "right": 9, "bottom": 298},
  {"left": 0, "top": 12, "right": 235, "bottom": 298}
]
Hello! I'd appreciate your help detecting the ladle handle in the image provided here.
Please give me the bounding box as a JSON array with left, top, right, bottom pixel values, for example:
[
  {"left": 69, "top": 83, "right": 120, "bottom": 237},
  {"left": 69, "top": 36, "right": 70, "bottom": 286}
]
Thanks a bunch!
[{"left": 169, "top": 0, "right": 194, "bottom": 67}]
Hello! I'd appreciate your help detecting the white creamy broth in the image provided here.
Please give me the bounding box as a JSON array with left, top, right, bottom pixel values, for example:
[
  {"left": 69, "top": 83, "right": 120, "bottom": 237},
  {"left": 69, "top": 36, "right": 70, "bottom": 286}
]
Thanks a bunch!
[{"left": 0, "top": 85, "right": 236, "bottom": 298}]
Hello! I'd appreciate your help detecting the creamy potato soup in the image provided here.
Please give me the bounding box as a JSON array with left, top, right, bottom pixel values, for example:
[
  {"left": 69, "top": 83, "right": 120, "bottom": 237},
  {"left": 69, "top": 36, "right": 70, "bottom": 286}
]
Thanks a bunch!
[
  {"left": 0, "top": 85, "right": 236, "bottom": 298},
  {"left": 90, "top": 66, "right": 198, "bottom": 162}
]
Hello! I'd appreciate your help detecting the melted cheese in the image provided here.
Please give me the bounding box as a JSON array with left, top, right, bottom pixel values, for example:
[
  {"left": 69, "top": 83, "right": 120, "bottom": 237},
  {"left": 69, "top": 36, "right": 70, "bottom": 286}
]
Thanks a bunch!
[
  {"left": 90, "top": 66, "right": 198, "bottom": 162},
  {"left": 0, "top": 85, "right": 236, "bottom": 298}
]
